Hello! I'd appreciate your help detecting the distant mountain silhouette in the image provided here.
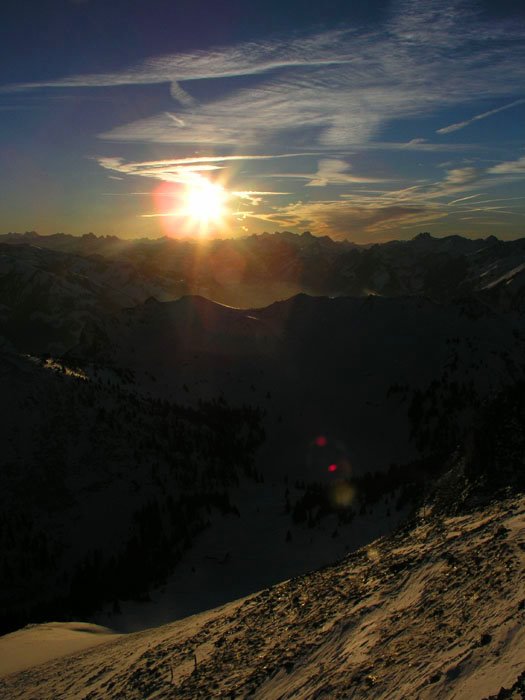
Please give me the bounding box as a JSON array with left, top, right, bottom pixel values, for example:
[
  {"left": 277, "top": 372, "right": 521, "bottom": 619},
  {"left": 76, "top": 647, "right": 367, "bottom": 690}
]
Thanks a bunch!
[{"left": 2, "top": 231, "right": 525, "bottom": 317}]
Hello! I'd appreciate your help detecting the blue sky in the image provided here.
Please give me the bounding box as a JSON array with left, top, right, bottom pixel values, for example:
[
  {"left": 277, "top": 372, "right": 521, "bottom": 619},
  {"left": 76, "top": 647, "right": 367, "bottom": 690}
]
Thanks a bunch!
[{"left": 1, "top": 0, "right": 524, "bottom": 242}]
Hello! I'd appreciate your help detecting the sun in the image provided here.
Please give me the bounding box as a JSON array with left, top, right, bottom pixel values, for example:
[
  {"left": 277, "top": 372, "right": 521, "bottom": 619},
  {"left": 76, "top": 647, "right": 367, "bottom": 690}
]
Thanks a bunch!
[
  {"left": 183, "top": 179, "right": 228, "bottom": 230},
  {"left": 149, "top": 177, "right": 231, "bottom": 238}
]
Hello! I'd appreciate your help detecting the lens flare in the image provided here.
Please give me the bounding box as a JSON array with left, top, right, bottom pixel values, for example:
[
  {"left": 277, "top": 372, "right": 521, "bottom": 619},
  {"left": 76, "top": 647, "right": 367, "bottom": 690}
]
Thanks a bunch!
[
  {"left": 328, "top": 463, "right": 338, "bottom": 473},
  {"left": 331, "top": 481, "right": 356, "bottom": 508},
  {"left": 315, "top": 435, "right": 327, "bottom": 447},
  {"left": 150, "top": 176, "right": 230, "bottom": 238},
  {"left": 184, "top": 180, "right": 227, "bottom": 226}
]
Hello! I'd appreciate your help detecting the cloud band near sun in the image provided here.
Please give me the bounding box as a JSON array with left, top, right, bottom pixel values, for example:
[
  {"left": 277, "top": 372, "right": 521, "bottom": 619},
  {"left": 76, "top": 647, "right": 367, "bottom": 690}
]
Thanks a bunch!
[{"left": 7, "top": 0, "right": 522, "bottom": 240}]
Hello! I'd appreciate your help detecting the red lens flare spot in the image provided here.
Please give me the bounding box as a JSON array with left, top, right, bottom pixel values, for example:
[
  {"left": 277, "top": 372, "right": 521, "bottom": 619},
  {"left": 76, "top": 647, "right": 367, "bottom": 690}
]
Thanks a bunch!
[
  {"left": 328, "top": 464, "right": 338, "bottom": 473},
  {"left": 315, "top": 435, "right": 327, "bottom": 447}
]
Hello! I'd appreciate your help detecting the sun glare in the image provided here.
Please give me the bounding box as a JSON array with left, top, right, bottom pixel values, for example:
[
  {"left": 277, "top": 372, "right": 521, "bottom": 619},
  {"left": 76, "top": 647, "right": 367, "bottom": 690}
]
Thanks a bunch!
[
  {"left": 150, "top": 177, "right": 231, "bottom": 238},
  {"left": 183, "top": 180, "right": 228, "bottom": 230}
]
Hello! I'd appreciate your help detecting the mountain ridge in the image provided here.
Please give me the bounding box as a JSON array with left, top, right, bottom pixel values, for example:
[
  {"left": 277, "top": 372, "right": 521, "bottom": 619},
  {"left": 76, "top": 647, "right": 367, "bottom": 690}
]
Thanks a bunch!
[{"left": 2, "top": 232, "right": 525, "bottom": 340}]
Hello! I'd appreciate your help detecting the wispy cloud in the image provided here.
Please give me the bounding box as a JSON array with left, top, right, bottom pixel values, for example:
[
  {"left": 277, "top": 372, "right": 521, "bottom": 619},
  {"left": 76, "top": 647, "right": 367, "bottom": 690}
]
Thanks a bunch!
[
  {"left": 254, "top": 160, "right": 387, "bottom": 185},
  {"left": 97, "top": 156, "right": 224, "bottom": 184},
  {"left": 96, "top": 153, "right": 310, "bottom": 184},
  {"left": 255, "top": 199, "right": 446, "bottom": 240},
  {"left": 447, "top": 193, "right": 484, "bottom": 205},
  {"left": 437, "top": 99, "right": 525, "bottom": 135},
  {"left": 273, "top": 153, "right": 525, "bottom": 239},
  {"left": 1, "top": 30, "right": 353, "bottom": 94},
  {"left": 442, "top": 167, "right": 481, "bottom": 186},
  {"left": 305, "top": 159, "right": 387, "bottom": 186},
  {"left": 5, "top": 0, "right": 523, "bottom": 155},
  {"left": 165, "top": 112, "right": 186, "bottom": 126},
  {"left": 382, "top": 139, "right": 475, "bottom": 152},
  {"left": 101, "top": 153, "right": 312, "bottom": 169},
  {"left": 487, "top": 155, "right": 525, "bottom": 175},
  {"left": 232, "top": 191, "right": 291, "bottom": 205}
]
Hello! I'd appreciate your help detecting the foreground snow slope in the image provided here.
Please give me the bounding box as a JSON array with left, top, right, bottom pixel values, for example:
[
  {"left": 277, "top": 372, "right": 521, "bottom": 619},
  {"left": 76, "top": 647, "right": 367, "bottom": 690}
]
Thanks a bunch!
[
  {"left": 0, "top": 623, "right": 120, "bottom": 677},
  {"left": 2, "top": 494, "right": 523, "bottom": 699}
]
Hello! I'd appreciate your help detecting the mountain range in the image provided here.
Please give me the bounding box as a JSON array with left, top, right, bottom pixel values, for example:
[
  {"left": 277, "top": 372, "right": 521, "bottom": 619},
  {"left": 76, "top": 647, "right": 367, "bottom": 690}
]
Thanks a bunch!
[
  {"left": 0, "top": 230, "right": 524, "bottom": 697},
  {"left": 3, "top": 232, "right": 525, "bottom": 339}
]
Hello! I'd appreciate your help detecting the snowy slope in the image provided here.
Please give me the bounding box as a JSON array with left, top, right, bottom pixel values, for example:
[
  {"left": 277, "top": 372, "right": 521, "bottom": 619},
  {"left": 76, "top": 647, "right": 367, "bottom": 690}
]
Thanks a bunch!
[
  {"left": 94, "top": 479, "right": 406, "bottom": 633},
  {"left": 1, "top": 493, "right": 523, "bottom": 699},
  {"left": 0, "top": 623, "right": 120, "bottom": 677}
]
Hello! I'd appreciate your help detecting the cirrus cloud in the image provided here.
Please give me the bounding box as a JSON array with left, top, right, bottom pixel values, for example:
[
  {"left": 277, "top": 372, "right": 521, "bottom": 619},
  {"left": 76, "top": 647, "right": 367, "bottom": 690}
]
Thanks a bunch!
[
  {"left": 4, "top": 0, "right": 523, "bottom": 156},
  {"left": 6, "top": 0, "right": 523, "bottom": 241}
]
